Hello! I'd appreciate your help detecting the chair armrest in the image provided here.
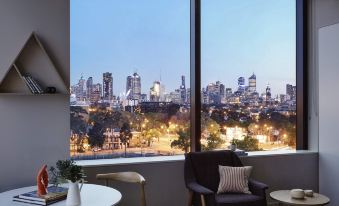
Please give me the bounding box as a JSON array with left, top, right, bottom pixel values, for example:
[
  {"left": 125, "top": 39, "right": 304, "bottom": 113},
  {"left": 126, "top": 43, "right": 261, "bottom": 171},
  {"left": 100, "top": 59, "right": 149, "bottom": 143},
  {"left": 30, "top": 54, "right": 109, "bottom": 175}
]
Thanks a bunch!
[
  {"left": 187, "top": 182, "right": 214, "bottom": 195},
  {"left": 248, "top": 179, "right": 268, "bottom": 197}
]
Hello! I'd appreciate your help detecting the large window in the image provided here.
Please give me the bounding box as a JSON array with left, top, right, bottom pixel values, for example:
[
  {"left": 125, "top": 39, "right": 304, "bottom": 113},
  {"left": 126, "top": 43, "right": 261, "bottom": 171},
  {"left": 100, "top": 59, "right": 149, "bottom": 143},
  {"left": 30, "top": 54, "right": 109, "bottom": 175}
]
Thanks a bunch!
[
  {"left": 200, "top": 0, "right": 297, "bottom": 152},
  {"left": 70, "top": 0, "right": 306, "bottom": 160},
  {"left": 70, "top": 0, "right": 190, "bottom": 160}
]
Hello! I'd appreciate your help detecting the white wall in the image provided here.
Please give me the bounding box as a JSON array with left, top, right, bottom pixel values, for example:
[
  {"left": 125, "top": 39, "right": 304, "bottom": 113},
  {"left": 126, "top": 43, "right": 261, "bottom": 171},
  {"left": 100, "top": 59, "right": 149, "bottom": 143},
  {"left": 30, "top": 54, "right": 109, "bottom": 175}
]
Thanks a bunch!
[{"left": 0, "top": 0, "right": 69, "bottom": 192}]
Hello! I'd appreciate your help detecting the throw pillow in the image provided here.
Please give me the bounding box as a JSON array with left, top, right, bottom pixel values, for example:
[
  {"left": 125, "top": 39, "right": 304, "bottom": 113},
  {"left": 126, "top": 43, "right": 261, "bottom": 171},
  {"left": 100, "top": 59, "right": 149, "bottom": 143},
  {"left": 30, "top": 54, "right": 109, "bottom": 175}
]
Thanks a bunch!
[{"left": 217, "top": 165, "right": 252, "bottom": 194}]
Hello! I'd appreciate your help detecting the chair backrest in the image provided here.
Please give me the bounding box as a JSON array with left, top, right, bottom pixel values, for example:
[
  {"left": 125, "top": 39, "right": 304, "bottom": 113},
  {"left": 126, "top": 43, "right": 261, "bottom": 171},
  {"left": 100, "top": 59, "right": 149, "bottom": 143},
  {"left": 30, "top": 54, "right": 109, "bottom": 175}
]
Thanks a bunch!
[
  {"left": 184, "top": 150, "right": 243, "bottom": 192},
  {"left": 96, "top": 171, "right": 146, "bottom": 206}
]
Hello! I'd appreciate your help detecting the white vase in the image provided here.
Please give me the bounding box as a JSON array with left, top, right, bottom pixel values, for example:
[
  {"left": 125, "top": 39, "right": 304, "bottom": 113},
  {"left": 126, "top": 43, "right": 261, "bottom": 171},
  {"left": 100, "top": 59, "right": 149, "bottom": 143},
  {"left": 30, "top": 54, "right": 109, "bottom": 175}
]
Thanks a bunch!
[{"left": 66, "top": 180, "right": 83, "bottom": 206}]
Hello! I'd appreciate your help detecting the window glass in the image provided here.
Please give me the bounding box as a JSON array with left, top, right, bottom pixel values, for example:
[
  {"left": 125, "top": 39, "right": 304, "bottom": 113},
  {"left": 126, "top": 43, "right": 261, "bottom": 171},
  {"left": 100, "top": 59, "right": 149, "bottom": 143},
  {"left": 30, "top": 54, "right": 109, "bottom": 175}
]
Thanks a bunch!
[
  {"left": 70, "top": 0, "right": 190, "bottom": 159},
  {"left": 201, "top": 0, "right": 296, "bottom": 152}
]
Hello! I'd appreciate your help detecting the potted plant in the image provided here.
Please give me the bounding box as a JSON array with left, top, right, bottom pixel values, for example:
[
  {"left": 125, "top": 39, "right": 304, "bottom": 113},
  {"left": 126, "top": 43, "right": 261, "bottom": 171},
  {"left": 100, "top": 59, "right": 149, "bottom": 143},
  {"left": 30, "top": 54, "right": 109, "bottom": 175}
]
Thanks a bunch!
[
  {"left": 230, "top": 138, "right": 237, "bottom": 151},
  {"left": 49, "top": 160, "right": 85, "bottom": 206}
]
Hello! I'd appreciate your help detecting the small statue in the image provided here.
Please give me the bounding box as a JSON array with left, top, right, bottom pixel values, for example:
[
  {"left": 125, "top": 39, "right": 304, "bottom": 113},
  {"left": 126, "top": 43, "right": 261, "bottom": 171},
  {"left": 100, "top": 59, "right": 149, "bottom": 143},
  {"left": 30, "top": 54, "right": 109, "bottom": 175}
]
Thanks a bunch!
[{"left": 37, "top": 165, "right": 49, "bottom": 196}]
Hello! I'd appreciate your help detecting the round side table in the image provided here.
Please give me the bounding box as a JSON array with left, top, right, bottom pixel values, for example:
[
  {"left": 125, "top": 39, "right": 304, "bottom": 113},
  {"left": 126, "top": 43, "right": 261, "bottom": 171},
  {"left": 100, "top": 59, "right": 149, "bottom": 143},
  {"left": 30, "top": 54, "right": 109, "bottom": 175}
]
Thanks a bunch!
[{"left": 270, "top": 190, "right": 330, "bottom": 206}]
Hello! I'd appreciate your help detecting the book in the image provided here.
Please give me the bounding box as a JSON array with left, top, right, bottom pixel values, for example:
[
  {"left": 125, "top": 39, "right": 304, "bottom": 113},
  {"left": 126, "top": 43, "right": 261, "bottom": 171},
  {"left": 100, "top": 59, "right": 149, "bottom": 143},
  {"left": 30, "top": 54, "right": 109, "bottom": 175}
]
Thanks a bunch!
[
  {"left": 28, "top": 76, "right": 44, "bottom": 94},
  {"left": 16, "top": 186, "right": 68, "bottom": 203},
  {"left": 22, "top": 76, "right": 36, "bottom": 94},
  {"left": 13, "top": 195, "right": 66, "bottom": 206},
  {"left": 23, "top": 76, "right": 39, "bottom": 94}
]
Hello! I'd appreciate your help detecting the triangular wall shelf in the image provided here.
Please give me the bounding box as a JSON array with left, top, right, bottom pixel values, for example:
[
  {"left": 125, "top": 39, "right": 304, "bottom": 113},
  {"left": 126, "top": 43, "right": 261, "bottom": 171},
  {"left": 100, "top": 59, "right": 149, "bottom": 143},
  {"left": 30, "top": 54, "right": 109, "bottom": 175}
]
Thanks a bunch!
[{"left": 0, "top": 32, "right": 69, "bottom": 95}]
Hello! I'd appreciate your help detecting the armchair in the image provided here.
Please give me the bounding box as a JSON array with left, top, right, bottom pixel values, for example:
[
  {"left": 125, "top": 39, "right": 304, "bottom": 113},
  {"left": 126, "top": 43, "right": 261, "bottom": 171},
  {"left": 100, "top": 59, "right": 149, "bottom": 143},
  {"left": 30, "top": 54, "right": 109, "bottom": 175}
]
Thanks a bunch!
[{"left": 184, "top": 150, "right": 268, "bottom": 206}]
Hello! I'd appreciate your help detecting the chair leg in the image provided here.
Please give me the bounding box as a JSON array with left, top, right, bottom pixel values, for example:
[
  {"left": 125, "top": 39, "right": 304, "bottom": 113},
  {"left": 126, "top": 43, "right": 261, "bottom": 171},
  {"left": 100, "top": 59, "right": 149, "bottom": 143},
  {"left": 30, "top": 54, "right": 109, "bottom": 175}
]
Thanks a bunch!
[
  {"left": 200, "top": 194, "right": 206, "bottom": 206},
  {"left": 141, "top": 184, "right": 146, "bottom": 206},
  {"left": 188, "top": 191, "right": 193, "bottom": 206}
]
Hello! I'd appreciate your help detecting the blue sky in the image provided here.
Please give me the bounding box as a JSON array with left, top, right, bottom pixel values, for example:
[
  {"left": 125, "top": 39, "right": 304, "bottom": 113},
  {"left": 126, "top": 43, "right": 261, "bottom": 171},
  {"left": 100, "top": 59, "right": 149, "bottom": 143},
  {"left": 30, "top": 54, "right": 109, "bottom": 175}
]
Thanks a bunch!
[{"left": 71, "top": 0, "right": 295, "bottom": 96}]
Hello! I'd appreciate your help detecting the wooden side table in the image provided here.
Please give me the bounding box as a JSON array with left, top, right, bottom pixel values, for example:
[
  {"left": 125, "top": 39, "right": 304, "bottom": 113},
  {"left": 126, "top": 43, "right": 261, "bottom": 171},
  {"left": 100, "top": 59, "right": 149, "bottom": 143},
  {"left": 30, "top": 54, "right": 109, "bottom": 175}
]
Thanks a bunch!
[{"left": 270, "top": 190, "right": 330, "bottom": 206}]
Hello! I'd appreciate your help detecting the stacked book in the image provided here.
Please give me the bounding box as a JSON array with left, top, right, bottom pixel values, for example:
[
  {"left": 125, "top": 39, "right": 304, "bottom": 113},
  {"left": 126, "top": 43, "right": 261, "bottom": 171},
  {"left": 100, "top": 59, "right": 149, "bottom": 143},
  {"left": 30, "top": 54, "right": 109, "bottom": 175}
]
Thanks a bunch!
[
  {"left": 13, "top": 186, "right": 68, "bottom": 205},
  {"left": 22, "top": 75, "right": 44, "bottom": 94},
  {"left": 234, "top": 149, "right": 248, "bottom": 156}
]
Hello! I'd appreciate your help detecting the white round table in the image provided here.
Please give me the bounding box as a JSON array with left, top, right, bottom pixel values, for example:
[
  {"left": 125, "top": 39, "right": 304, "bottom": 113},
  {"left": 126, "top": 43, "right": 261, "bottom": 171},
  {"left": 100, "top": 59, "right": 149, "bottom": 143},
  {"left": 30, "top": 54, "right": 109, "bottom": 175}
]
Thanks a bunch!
[
  {"left": 270, "top": 190, "right": 330, "bottom": 206},
  {"left": 0, "top": 184, "right": 121, "bottom": 206}
]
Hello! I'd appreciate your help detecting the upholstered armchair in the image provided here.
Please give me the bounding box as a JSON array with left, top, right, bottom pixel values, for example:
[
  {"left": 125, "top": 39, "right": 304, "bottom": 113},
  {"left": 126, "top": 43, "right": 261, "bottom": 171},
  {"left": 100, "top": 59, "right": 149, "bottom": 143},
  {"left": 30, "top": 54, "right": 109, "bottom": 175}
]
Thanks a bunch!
[{"left": 184, "top": 150, "right": 268, "bottom": 206}]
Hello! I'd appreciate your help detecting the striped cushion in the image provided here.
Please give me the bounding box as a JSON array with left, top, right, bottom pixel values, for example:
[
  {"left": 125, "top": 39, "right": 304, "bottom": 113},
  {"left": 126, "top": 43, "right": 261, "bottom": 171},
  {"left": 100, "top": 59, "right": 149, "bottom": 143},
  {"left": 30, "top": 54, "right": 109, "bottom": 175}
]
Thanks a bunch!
[{"left": 217, "top": 165, "right": 252, "bottom": 194}]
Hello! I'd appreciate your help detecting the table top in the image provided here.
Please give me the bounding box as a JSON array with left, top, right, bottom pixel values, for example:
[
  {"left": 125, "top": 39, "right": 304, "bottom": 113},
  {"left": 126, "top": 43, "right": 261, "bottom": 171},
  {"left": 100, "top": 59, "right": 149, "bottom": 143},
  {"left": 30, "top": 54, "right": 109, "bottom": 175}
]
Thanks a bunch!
[
  {"left": 270, "top": 190, "right": 330, "bottom": 206},
  {"left": 0, "top": 184, "right": 122, "bottom": 206}
]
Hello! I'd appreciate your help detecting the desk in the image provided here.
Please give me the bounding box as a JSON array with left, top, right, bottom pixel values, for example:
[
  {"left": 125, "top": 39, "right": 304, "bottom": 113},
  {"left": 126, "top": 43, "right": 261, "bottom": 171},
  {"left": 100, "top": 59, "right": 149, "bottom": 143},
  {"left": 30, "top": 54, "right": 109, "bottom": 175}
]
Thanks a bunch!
[{"left": 0, "top": 184, "right": 122, "bottom": 206}]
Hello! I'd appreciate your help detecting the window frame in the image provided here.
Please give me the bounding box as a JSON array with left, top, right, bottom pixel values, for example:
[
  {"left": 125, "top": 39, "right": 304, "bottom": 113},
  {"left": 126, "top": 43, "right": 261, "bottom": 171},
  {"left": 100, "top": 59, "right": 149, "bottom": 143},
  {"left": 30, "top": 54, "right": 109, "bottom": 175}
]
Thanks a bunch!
[{"left": 190, "top": 0, "right": 308, "bottom": 152}]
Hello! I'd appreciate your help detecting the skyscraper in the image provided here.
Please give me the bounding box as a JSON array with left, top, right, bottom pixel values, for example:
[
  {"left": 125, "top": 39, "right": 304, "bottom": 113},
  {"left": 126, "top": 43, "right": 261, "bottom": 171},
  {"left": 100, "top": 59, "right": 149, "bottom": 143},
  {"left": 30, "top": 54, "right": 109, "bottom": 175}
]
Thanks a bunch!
[
  {"left": 266, "top": 84, "right": 271, "bottom": 101},
  {"left": 226, "top": 88, "right": 232, "bottom": 98},
  {"left": 180, "top": 75, "right": 186, "bottom": 104},
  {"left": 103, "top": 72, "right": 113, "bottom": 101},
  {"left": 150, "top": 81, "right": 161, "bottom": 101},
  {"left": 206, "top": 81, "right": 224, "bottom": 104},
  {"left": 286, "top": 84, "right": 296, "bottom": 100},
  {"left": 75, "top": 76, "right": 86, "bottom": 101},
  {"left": 86, "top": 77, "right": 93, "bottom": 100},
  {"left": 218, "top": 81, "right": 225, "bottom": 99},
  {"left": 90, "top": 83, "right": 102, "bottom": 103},
  {"left": 248, "top": 73, "right": 256, "bottom": 93},
  {"left": 238, "top": 77, "right": 245, "bottom": 92},
  {"left": 126, "top": 72, "right": 141, "bottom": 101}
]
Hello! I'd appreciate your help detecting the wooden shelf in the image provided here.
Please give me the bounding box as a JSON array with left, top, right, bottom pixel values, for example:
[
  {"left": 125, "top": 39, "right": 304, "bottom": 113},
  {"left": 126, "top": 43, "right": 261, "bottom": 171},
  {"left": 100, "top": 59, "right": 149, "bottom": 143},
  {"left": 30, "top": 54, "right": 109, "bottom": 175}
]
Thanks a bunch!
[{"left": 0, "top": 32, "right": 69, "bottom": 95}]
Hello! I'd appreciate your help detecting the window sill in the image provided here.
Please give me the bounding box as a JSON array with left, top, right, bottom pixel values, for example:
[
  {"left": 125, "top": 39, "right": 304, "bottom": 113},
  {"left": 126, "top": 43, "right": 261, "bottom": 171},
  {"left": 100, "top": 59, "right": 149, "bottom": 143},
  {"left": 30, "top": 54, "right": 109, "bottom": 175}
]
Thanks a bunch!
[{"left": 75, "top": 150, "right": 317, "bottom": 167}]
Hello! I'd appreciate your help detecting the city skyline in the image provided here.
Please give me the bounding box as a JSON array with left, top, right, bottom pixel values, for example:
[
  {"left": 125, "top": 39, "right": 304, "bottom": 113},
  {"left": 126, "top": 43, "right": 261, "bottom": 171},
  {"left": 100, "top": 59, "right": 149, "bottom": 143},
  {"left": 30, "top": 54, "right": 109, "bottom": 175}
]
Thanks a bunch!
[
  {"left": 71, "top": 72, "right": 295, "bottom": 100},
  {"left": 71, "top": 0, "right": 295, "bottom": 97}
]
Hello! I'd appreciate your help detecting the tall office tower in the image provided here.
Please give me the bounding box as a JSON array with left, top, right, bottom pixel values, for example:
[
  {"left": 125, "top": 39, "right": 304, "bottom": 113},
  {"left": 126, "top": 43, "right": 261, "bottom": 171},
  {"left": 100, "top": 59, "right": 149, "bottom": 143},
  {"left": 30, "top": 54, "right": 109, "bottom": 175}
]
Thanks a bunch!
[
  {"left": 238, "top": 77, "right": 245, "bottom": 92},
  {"left": 126, "top": 75, "right": 133, "bottom": 98},
  {"left": 286, "top": 84, "right": 296, "bottom": 100},
  {"left": 160, "top": 84, "right": 166, "bottom": 101},
  {"left": 90, "top": 83, "right": 102, "bottom": 103},
  {"left": 150, "top": 81, "right": 161, "bottom": 101},
  {"left": 201, "top": 88, "right": 209, "bottom": 104},
  {"left": 75, "top": 76, "right": 86, "bottom": 101},
  {"left": 248, "top": 73, "right": 256, "bottom": 93},
  {"left": 86, "top": 77, "right": 93, "bottom": 100},
  {"left": 266, "top": 84, "right": 272, "bottom": 101},
  {"left": 186, "top": 88, "right": 190, "bottom": 103},
  {"left": 103, "top": 72, "right": 113, "bottom": 101},
  {"left": 206, "top": 81, "right": 222, "bottom": 104},
  {"left": 180, "top": 75, "right": 186, "bottom": 104},
  {"left": 280, "top": 94, "right": 286, "bottom": 103},
  {"left": 218, "top": 82, "right": 225, "bottom": 98},
  {"left": 126, "top": 72, "right": 141, "bottom": 101},
  {"left": 292, "top": 86, "right": 296, "bottom": 100},
  {"left": 226, "top": 88, "right": 232, "bottom": 98}
]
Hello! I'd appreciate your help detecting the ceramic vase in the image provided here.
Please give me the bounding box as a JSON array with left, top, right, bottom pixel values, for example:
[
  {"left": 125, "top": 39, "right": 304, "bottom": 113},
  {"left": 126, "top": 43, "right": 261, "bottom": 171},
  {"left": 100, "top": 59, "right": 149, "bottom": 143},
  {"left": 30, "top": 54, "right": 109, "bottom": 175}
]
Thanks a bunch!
[{"left": 66, "top": 180, "right": 83, "bottom": 206}]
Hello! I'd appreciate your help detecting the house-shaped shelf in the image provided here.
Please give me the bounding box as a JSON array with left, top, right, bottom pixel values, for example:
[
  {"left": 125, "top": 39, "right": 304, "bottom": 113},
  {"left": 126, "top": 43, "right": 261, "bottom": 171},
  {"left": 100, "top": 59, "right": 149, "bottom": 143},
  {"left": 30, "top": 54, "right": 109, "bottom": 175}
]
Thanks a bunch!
[{"left": 0, "top": 32, "right": 69, "bottom": 95}]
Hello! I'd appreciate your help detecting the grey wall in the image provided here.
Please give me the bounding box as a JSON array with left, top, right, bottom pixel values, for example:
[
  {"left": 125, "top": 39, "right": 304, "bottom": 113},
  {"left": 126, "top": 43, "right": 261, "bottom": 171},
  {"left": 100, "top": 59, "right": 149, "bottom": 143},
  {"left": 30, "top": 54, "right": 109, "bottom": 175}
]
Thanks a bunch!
[
  {"left": 83, "top": 153, "right": 318, "bottom": 206},
  {"left": 308, "top": 0, "right": 339, "bottom": 151},
  {"left": 0, "top": 0, "right": 69, "bottom": 192},
  {"left": 309, "top": 0, "right": 339, "bottom": 205},
  {"left": 318, "top": 20, "right": 339, "bottom": 206}
]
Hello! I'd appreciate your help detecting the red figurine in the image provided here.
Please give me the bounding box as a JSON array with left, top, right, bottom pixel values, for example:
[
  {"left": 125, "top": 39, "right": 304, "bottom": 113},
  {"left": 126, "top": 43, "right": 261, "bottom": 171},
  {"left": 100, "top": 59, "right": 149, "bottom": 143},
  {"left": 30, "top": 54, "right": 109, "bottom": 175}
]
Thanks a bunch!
[{"left": 37, "top": 165, "right": 49, "bottom": 196}]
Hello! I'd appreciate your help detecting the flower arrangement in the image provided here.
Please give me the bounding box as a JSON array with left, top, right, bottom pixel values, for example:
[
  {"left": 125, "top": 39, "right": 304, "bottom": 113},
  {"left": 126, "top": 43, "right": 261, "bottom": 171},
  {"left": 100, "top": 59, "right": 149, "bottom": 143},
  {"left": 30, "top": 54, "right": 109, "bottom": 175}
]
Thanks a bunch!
[{"left": 49, "top": 160, "right": 85, "bottom": 185}]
